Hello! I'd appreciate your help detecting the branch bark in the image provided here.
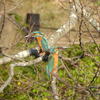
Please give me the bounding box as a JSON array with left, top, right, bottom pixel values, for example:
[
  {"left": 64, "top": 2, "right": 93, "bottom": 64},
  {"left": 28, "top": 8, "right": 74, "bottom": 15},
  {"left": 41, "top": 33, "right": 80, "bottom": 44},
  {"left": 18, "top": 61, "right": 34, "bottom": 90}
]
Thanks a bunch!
[
  {"left": 74, "top": 0, "right": 100, "bottom": 33},
  {"left": 0, "top": 55, "right": 43, "bottom": 92},
  {"left": 48, "top": 0, "right": 81, "bottom": 47},
  {"left": 0, "top": 0, "right": 80, "bottom": 96},
  {"left": 0, "top": 0, "right": 99, "bottom": 64},
  {"left": 49, "top": 1, "right": 81, "bottom": 99},
  {"left": 4, "top": 14, "right": 29, "bottom": 34},
  {"left": 0, "top": 0, "right": 99, "bottom": 98},
  {"left": 83, "top": 9, "right": 100, "bottom": 33},
  {"left": 0, "top": 1, "right": 5, "bottom": 39},
  {"left": 0, "top": 50, "right": 30, "bottom": 65},
  {"left": 51, "top": 75, "right": 59, "bottom": 100}
]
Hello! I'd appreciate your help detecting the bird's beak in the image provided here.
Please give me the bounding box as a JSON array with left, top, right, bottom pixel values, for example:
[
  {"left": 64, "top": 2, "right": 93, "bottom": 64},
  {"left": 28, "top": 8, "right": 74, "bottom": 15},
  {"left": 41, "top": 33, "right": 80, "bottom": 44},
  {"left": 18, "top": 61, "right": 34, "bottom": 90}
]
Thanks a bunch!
[{"left": 24, "top": 34, "right": 32, "bottom": 38}]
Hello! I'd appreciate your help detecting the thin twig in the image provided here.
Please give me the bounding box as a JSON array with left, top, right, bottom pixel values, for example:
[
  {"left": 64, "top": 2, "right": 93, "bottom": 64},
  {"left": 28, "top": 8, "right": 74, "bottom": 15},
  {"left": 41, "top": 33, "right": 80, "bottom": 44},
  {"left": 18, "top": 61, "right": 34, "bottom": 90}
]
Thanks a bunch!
[
  {"left": 0, "top": 64, "right": 14, "bottom": 92},
  {"left": 88, "top": 66, "right": 100, "bottom": 87},
  {"left": 0, "top": 14, "right": 29, "bottom": 34},
  {"left": 0, "top": 56, "right": 43, "bottom": 92},
  {"left": 79, "top": 5, "right": 84, "bottom": 54},
  {"left": 51, "top": 75, "right": 59, "bottom": 100},
  {"left": 84, "top": 22, "right": 100, "bottom": 52},
  {"left": 0, "top": 1, "right": 5, "bottom": 39},
  {"left": 59, "top": 59, "right": 89, "bottom": 95},
  {"left": 59, "top": 59, "right": 78, "bottom": 85},
  {"left": 1, "top": 0, "right": 26, "bottom": 13}
]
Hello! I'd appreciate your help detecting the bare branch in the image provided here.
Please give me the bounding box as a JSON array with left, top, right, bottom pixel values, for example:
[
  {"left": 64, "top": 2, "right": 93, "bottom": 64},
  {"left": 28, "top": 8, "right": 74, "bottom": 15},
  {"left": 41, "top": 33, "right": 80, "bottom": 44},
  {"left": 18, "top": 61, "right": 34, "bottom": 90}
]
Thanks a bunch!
[
  {"left": 59, "top": 54, "right": 84, "bottom": 61},
  {"left": 0, "top": 50, "right": 30, "bottom": 65},
  {"left": 1, "top": 14, "right": 29, "bottom": 34},
  {"left": 1, "top": 0, "right": 26, "bottom": 13},
  {"left": 85, "top": 53, "right": 100, "bottom": 66},
  {"left": 59, "top": 59, "right": 78, "bottom": 85},
  {"left": 0, "top": 1, "right": 5, "bottom": 39},
  {"left": 48, "top": 0, "right": 81, "bottom": 47},
  {"left": 83, "top": 9, "right": 100, "bottom": 33},
  {"left": 51, "top": 75, "right": 59, "bottom": 100},
  {"left": 59, "top": 59, "right": 89, "bottom": 95},
  {"left": 0, "top": 56, "right": 43, "bottom": 92},
  {"left": 84, "top": 22, "right": 100, "bottom": 52},
  {"left": 76, "top": 0, "right": 100, "bottom": 33},
  {"left": 0, "top": 47, "right": 40, "bottom": 65},
  {"left": 79, "top": 6, "right": 84, "bottom": 54},
  {"left": 90, "top": 67, "right": 100, "bottom": 85},
  {"left": 0, "top": 64, "right": 14, "bottom": 93}
]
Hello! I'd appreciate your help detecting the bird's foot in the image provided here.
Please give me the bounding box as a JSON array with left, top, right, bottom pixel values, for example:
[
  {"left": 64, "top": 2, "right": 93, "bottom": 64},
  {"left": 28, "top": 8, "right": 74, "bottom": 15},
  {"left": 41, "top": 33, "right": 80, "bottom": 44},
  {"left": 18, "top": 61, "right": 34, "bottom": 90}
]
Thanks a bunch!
[
  {"left": 40, "top": 52, "right": 45, "bottom": 55},
  {"left": 53, "top": 70, "right": 57, "bottom": 73}
]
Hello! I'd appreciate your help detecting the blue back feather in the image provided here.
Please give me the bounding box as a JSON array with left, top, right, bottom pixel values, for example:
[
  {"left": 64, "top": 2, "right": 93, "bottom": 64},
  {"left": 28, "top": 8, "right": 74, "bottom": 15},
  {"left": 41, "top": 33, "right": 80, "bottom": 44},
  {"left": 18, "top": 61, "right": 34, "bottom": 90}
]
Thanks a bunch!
[
  {"left": 46, "top": 54, "right": 54, "bottom": 78},
  {"left": 32, "top": 31, "right": 43, "bottom": 35},
  {"left": 41, "top": 36, "right": 50, "bottom": 51},
  {"left": 46, "top": 47, "right": 60, "bottom": 78},
  {"left": 34, "top": 35, "right": 50, "bottom": 51}
]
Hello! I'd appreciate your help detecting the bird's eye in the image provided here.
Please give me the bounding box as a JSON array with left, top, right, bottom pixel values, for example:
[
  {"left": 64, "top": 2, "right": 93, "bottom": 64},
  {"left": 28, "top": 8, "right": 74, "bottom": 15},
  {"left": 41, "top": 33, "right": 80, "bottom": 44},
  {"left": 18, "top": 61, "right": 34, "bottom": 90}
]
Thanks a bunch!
[
  {"left": 57, "top": 47, "right": 60, "bottom": 49},
  {"left": 58, "top": 47, "right": 62, "bottom": 49}
]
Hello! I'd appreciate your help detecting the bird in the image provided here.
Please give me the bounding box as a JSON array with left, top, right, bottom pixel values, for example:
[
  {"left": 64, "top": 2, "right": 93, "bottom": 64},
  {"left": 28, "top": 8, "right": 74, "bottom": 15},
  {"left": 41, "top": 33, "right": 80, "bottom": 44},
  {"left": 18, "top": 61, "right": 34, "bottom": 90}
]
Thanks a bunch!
[
  {"left": 46, "top": 46, "right": 70, "bottom": 78},
  {"left": 25, "top": 31, "right": 50, "bottom": 55}
]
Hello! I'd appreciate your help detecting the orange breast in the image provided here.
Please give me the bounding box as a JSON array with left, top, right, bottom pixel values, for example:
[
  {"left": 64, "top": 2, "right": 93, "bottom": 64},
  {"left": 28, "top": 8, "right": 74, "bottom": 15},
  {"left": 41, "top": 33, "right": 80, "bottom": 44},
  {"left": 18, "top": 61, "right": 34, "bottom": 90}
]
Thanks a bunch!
[
  {"left": 37, "top": 37, "right": 44, "bottom": 51},
  {"left": 52, "top": 52, "right": 58, "bottom": 72}
]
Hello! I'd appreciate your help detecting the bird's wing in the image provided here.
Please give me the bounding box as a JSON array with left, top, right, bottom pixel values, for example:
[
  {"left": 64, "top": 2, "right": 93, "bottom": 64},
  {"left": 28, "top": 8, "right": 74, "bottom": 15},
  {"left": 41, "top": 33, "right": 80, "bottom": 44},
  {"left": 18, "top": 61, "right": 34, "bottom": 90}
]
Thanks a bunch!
[
  {"left": 46, "top": 54, "right": 54, "bottom": 78},
  {"left": 41, "top": 36, "right": 50, "bottom": 51}
]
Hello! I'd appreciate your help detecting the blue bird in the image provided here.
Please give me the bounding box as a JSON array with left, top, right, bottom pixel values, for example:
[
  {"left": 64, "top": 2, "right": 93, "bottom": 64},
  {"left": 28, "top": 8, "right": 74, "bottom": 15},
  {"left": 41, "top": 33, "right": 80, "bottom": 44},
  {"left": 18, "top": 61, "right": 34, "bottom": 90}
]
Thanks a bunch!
[
  {"left": 46, "top": 46, "right": 70, "bottom": 78},
  {"left": 25, "top": 31, "right": 50, "bottom": 54}
]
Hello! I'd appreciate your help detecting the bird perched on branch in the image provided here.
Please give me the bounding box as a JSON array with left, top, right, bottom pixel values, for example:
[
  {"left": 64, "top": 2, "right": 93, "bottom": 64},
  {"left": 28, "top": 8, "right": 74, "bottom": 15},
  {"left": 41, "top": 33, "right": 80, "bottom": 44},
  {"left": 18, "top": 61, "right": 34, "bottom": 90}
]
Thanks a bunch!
[
  {"left": 46, "top": 46, "right": 70, "bottom": 78},
  {"left": 25, "top": 31, "right": 50, "bottom": 55}
]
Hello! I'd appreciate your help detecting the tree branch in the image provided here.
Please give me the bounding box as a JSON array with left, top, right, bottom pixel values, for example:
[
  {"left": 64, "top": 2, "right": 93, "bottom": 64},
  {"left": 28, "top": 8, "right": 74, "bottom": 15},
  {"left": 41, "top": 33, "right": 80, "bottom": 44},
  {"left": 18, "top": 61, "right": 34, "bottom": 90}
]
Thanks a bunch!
[
  {"left": 0, "top": 1, "right": 5, "bottom": 39},
  {"left": 83, "top": 9, "right": 100, "bottom": 34},
  {"left": 0, "top": 64, "right": 14, "bottom": 92},
  {"left": 51, "top": 75, "right": 59, "bottom": 100},
  {"left": 0, "top": 48, "right": 40, "bottom": 65},
  {"left": 0, "top": 55, "right": 43, "bottom": 92},
  {"left": 59, "top": 59, "right": 90, "bottom": 95},
  {"left": 4, "top": 14, "right": 29, "bottom": 34},
  {"left": 84, "top": 22, "right": 100, "bottom": 52},
  {"left": 0, "top": 50, "right": 30, "bottom": 65},
  {"left": 59, "top": 59, "right": 78, "bottom": 85},
  {"left": 48, "top": 0, "right": 80, "bottom": 47}
]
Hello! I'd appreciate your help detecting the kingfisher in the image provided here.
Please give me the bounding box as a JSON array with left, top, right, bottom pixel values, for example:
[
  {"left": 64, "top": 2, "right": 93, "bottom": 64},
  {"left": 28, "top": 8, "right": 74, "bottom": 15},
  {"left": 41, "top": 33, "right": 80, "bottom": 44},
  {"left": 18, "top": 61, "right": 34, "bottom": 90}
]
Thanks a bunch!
[
  {"left": 25, "top": 31, "right": 50, "bottom": 55},
  {"left": 46, "top": 46, "right": 70, "bottom": 78}
]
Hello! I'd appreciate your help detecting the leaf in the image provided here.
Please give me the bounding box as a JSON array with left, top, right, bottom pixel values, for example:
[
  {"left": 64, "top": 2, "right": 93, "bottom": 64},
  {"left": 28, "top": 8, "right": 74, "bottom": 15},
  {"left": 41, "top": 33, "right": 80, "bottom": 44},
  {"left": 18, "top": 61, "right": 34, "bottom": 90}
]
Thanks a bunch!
[{"left": 14, "top": 13, "right": 22, "bottom": 23}]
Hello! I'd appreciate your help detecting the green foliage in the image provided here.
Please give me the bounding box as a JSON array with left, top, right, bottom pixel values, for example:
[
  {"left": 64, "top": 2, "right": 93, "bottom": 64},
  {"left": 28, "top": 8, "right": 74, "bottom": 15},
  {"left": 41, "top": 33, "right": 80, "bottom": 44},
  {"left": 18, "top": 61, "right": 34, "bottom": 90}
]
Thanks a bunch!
[
  {"left": 95, "top": 0, "right": 100, "bottom": 5},
  {"left": 1, "top": 41, "right": 100, "bottom": 99},
  {"left": 9, "top": 13, "right": 22, "bottom": 23},
  {"left": 16, "top": 43, "right": 24, "bottom": 47},
  {"left": 1, "top": 0, "right": 100, "bottom": 99},
  {"left": 57, "top": 43, "right": 100, "bottom": 99},
  {"left": 14, "top": 13, "right": 22, "bottom": 23}
]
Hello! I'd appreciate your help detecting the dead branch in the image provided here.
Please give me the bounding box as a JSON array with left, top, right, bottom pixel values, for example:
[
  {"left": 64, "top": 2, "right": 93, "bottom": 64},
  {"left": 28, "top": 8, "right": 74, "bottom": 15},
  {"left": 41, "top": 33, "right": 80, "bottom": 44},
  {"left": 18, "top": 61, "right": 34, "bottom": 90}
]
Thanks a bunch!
[
  {"left": 47, "top": 0, "right": 81, "bottom": 47},
  {"left": 0, "top": 1, "right": 5, "bottom": 39},
  {"left": 75, "top": 0, "right": 100, "bottom": 33},
  {"left": 60, "top": 59, "right": 78, "bottom": 85},
  {"left": 59, "top": 59, "right": 89, "bottom": 95},
  {"left": 0, "top": 49, "right": 31, "bottom": 65},
  {"left": 51, "top": 75, "right": 59, "bottom": 100},
  {"left": 84, "top": 22, "right": 100, "bottom": 52},
  {"left": 83, "top": 9, "right": 100, "bottom": 33},
  {"left": 0, "top": 56, "right": 43, "bottom": 92},
  {"left": 4, "top": 14, "right": 29, "bottom": 34}
]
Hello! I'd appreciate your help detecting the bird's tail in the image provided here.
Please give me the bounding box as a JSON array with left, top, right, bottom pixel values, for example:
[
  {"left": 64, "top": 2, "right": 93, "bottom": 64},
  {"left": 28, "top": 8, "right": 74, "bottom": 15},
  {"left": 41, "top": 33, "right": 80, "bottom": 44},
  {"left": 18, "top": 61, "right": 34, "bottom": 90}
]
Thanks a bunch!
[{"left": 46, "top": 67, "right": 50, "bottom": 78}]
